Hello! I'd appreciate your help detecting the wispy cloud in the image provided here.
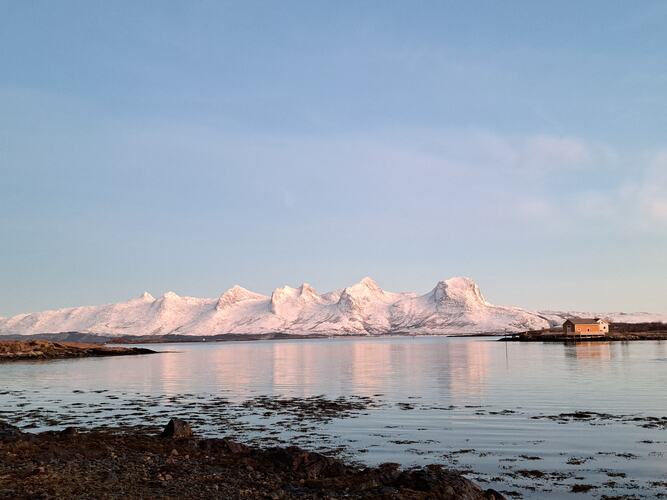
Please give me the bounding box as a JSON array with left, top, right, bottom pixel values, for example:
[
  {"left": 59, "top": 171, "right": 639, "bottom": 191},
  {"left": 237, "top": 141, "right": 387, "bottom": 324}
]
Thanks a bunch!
[{"left": 627, "top": 150, "right": 667, "bottom": 225}]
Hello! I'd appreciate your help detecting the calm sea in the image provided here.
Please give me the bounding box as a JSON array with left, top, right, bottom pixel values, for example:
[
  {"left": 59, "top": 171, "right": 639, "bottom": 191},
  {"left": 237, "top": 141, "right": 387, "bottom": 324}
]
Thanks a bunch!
[{"left": 1, "top": 336, "right": 666, "bottom": 498}]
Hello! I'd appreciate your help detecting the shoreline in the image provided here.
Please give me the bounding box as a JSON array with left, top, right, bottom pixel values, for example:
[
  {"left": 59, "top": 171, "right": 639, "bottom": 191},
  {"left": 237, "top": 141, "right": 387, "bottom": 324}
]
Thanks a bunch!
[
  {"left": 500, "top": 331, "right": 667, "bottom": 342},
  {"left": 0, "top": 419, "right": 503, "bottom": 499},
  {"left": 1, "top": 328, "right": 665, "bottom": 352},
  {"left": 0, "top": 331, "right": 506, "bottom": 346},
  {"left": 0, "top": 340, "right": 156, "bottom": 361}
]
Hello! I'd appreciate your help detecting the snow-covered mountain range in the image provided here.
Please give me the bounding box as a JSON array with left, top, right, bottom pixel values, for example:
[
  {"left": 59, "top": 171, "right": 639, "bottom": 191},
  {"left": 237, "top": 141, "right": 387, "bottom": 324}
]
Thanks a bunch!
[{"left": 0, "top": 277, "right": 664, "bottom": 338}]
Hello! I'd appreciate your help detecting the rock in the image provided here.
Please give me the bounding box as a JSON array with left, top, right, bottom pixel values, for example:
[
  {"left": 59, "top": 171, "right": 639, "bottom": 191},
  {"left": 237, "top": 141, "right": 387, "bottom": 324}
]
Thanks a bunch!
[
  {"left": 221, "top": 439, "right": 250, "bottom": 455},
  {"left": 61, "top": 427, "right": 78, "bottom": 436},
  {"left": 161, "top": 418, "right": 193, "bottom": 439},
  {"left": 484, "top": 489, "right": 505, "bottom": 499},
  {"left": 0, "top": 421, "right": 23, "bottom": 442},
  {"left": 266, "top": 446, "right": 346, "bottom": 479},
  {"left": 198, "top": 438, "right": 250, "bottom": 455},
  {"left": 394, "top": 465, "right": 504, "bottom": 499}
]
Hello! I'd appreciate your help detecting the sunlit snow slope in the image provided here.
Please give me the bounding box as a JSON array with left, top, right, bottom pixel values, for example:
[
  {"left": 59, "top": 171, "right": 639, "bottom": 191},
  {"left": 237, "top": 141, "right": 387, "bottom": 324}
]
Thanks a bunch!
[{"left": 0, "top": 277, "right": 664, "bottom": 337}]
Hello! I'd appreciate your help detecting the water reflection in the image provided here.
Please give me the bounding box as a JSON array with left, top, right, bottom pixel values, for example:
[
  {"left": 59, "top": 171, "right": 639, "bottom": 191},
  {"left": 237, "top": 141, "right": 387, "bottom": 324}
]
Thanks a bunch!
[
  {"left": 446, "top": 340, "right": 491, "bottom": 403},
  {"left": 565, "top": 342, "right": 612, "bottom": 361},
  {"left": 3, "top": 337, "right": 667, "bottom": 500},
  {"left": 143, "top": 338, "right": 498, "bottom": 403},
  {"left": 5, "top": 337, "right": 665, "bottom": 415}
]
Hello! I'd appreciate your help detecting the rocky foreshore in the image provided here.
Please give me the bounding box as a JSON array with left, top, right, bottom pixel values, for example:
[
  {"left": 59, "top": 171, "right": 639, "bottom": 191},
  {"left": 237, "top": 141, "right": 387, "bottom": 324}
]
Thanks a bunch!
[
  {"left": 503, "top": 331, "right": 667, "bottom": 342},
  {"left": 0, "top": 340, "right": 155, "bottom": 361},
  {"left": 0, "top": 419, "right": 503, "bottom": 499}
]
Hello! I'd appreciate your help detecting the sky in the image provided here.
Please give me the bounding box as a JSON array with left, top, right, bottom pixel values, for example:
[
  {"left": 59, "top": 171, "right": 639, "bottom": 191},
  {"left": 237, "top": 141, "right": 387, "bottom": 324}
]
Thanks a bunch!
[{"left": 1, "top": 0, "right": 666, "bottom": 316}]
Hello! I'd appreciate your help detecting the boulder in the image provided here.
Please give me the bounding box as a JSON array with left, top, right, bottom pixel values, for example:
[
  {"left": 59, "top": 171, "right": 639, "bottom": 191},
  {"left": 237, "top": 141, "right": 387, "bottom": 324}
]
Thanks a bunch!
[
  {"left": 394, "top": 465, "right": 505, "bottom": 499},
  {"left": 161, "top": 418, "right": 193, "bottom": 439}
]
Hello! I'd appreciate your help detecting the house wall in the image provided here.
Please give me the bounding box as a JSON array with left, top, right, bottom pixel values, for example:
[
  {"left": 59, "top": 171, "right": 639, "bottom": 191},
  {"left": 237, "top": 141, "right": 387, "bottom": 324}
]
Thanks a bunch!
[
  {"left": 563, "top": 321, "right": 608, "bottom": 336},
  {"left": 574, "top": 323, "right": 604, "bottom": 335}
]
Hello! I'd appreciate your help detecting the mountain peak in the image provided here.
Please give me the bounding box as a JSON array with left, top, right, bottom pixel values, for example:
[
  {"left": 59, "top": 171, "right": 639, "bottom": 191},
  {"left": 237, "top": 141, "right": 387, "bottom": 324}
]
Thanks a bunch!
[
  {"left": 227, "top": 284, "right": 254, "bottom": 295},
  {"left": 271, "top": 285, "right": 298, "bottom": 298},
  {"left": 360, "top": 276, "right": 380, "bottom": 288},
  {"left": 6, "top": 275, "right": 630, "bottom": 337},
  {"left": 431, "top": 277, "right": 487, "bottom": 307},
  {"left": 298, "top": 283, "right": 319, "bottom": 298},
  {"left": 337, "top": 277, "right": 385, "bottom": 313},
  {"left": 270, "top": 283, "right": 323, "bottom": 315},
  {"left": 344, "top": 277, "right": 383, "bottom": 295},
  {"left": 216, "top": 286, "right": 265, "bottom": 310}
]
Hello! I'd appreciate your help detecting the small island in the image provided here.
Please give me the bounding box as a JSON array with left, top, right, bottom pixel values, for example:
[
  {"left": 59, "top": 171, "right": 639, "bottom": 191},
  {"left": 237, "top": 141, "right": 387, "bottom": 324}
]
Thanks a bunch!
[
  {"left": 0, "top": 340, "right": 156, "bottom": 361},
  {"left": 503, "top": 320, "right": 667, "bottom": 342}
]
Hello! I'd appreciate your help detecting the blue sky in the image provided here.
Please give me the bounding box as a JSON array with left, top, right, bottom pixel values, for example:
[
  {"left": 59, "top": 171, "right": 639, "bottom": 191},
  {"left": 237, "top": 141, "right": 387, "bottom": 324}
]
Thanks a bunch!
[{"left": 1, "top": 1, "right": 666, "bottom": 316}]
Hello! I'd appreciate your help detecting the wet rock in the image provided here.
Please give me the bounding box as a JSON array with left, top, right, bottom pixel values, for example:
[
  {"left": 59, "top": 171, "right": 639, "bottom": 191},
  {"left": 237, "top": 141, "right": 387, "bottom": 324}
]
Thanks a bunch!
[
  {"left": 266, "top": 446, "right": 346, "bottom": 479},
  {"left": 0, "top": 421, "right": 23, "bottom": 442},
  {"left": 516, "top": 469, "right": 545, "bottom": 478},
  {"left": 393, "top": 465, "right": 504, "bottom": 499},
  {"left": 198, "top": 438, "right": 250, "bottom": 455},
  {"left": 0, "top": 423, "right": 503, "bottom": 499},
  {"left": 571, "top": 483, "right": 597, "bottom": 493},
  {"left": 221, "top": 438, "right": 250, "bottom": 455},
  {"left": 161, "top": 418, "right": 193, "bottom": 439}
]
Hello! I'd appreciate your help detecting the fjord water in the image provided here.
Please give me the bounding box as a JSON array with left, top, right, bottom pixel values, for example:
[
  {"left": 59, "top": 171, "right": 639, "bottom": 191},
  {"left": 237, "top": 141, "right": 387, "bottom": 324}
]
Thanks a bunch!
[{"left": 2, "top": 337, "right": 666, "bottom": 498}]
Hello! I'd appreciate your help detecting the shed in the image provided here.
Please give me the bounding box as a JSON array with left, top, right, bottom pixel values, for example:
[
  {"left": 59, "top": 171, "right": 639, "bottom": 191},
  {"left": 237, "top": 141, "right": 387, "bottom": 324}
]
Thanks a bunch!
[{"left": 562, "top": 318, "right": 609, "bottom": 336}]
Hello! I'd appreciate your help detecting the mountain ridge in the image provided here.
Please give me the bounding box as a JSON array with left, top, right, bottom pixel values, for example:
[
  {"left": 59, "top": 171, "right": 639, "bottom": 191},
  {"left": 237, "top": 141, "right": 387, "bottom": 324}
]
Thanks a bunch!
[{"left": 1, "top": 277, "right": 665, "bottom": 337}]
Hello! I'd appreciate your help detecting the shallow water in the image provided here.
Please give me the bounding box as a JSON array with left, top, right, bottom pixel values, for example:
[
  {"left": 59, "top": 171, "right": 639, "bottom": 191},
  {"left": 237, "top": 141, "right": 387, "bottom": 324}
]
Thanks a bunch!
[{"left": 1, "top": 336, "right": 666, "bottom": 498}]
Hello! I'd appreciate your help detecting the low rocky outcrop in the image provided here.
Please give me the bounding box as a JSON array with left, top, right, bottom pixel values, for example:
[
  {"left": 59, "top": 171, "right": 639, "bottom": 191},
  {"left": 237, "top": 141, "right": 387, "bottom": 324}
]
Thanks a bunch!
[
  {"left": 0, "top": 419, "right": 504, "bottom": 499},
  {"left": 0, "top": 340, "right": 155, "bottom": 361}
]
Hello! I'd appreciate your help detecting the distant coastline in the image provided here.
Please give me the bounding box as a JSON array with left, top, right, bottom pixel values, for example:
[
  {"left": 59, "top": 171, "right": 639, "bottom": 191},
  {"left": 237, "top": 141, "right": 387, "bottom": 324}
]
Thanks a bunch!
[
  {"left": 2, "top": 324, "right": 666, "bottom": 347},
  {"left": 0, "top": 331, "right": 517, "bottom": 346}
]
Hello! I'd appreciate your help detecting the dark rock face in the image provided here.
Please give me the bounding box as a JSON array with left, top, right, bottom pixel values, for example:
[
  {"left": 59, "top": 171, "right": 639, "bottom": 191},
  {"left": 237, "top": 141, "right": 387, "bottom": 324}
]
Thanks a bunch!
[
  {"left": 161, "top": 418, "right": 193, "bottom": 439},
  {"left": 0, "top": 421, "right": 22, "bottom": 442}
]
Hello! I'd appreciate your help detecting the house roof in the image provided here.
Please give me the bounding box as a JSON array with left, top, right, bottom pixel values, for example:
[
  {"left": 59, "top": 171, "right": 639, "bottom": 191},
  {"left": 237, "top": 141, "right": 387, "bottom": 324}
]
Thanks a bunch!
[{"left": 565, "top": 317, "right": 608, "bottom": 325}]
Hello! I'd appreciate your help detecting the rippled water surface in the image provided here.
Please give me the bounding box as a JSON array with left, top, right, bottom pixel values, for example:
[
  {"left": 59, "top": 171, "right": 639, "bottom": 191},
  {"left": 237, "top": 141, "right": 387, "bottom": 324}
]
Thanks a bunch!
[{"left": 2, "top": 336, "right": 666, "bottom": 498}]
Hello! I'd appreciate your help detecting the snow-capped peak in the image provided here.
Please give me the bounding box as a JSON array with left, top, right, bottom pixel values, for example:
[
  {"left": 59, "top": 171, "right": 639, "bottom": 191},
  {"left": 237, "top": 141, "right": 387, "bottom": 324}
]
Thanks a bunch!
[
  {"left": 270, "top": 283, "right": 323, "bottom": 315},
  {"left": 343, "top": 277, "right": 384, "bottom": 297},
  {"left": 216, "top": 285, "right": 265, "bottom": 310},
  {"left": 270, "top": 285, "right": 299, "bottom": 300},
  {"left": 359, "top": 276, "right": 381, "bottom": 290},
  {"left": 336, "top": 277, "right": 388, "bottom": 316},
  {"left": 430, "top": 276, "right": 488, "bottom": 307},
  {"left": 131, "top": 291, "right": 155, "bottom": 302},
  {"left": 298, "top": 283, "right": 320, "bottom": 300},
  {"left": 1, "top": 277, "right": 664, "bottom": 338}
]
